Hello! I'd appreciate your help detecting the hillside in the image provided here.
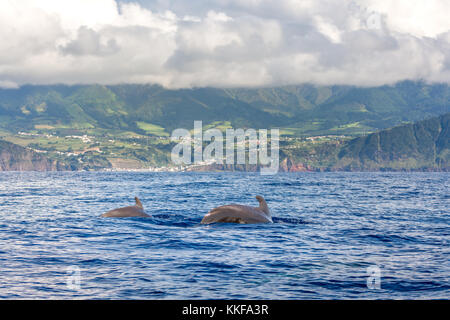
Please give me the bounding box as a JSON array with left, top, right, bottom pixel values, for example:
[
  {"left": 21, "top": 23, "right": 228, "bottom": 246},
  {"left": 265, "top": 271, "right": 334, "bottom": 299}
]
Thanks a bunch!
[
  {"left": 0, "top": 81, "right": 449, "bottom": 137},
  {"left": 0, "top": 140, "right": 70, "bottom": 171},
  {"left": 0, "top": 81, "right": 448, "bottom": 172},
  {"left": 0, "top": 113, "right": 448, "bottom": 172},
  {"left": 281, "top": 113, "right": 450, "bottom": 171},
  {"left": 333, "top": 112, "right": 450, "bottom": 171}
]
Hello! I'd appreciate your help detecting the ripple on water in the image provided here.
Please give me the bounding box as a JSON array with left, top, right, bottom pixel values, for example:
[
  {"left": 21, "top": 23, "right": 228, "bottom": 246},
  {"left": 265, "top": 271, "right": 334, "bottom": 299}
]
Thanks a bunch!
[{"left": 0, "top": 172, "right": 448, "bottom": 299}]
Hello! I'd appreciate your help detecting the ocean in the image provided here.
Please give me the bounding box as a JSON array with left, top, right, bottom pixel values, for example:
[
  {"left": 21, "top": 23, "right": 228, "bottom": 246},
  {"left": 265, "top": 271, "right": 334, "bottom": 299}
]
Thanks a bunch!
[{"left": 0, "top": 172, "right": 448, "bottom": 299}]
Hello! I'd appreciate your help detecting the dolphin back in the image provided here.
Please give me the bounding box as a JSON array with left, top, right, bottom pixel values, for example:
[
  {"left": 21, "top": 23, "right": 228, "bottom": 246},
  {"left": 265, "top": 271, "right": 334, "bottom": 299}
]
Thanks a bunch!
[
  {"left": 101, "top": 205, "right": 149, "bottom": 218},
  {"left": 101, "top": 196, "right": 150, "bottom": 218},
  {"left": 201, "top": 204, "right": 272, "bottom": 224}
]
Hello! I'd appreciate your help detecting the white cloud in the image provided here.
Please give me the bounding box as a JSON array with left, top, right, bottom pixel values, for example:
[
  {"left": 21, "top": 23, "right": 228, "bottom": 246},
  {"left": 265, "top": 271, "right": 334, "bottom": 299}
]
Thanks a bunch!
[
  {"left": 0, "top": 0, "right": 449, "bottom": 88},
  {"left": 0, "top": 80, "right": 19, "bottom": 89}
]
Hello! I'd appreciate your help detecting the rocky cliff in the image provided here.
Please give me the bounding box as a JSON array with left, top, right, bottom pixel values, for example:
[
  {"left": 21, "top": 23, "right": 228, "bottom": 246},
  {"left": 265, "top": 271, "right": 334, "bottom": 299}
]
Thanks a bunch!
[
  {"left": 281, "top": 113, "right": 450, "bottom": 172},
  {"left": 0, "top": 140, "right": 68, "bottom": 171}
]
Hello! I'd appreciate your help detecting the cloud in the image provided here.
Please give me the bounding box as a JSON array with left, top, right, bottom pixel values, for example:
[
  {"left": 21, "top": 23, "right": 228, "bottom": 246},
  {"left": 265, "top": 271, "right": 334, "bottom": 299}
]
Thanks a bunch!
[
  {"left": 0, "top": 0, "right": 449, "bottom": 88},
  {"left": 0, "top": 80, "right": 19, "bottom": 89},
  {"left": 60, "top": 26, "right": 119, "bottom": 56}
]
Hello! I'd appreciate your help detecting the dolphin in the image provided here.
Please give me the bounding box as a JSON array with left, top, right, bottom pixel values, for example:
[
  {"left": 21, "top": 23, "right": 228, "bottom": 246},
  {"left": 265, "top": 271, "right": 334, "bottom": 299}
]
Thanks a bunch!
[
  {"left": 201, "top": 196, "right": 273, "bottom": 224},
  {"left": 101, "top": 197, "right": 150, "bottom": 218}
]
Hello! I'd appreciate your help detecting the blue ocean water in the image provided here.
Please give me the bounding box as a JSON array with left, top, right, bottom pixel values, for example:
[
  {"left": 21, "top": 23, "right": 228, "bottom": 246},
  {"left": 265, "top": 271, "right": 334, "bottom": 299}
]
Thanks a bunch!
[{"left": 0, "top": 172, "right": 448, "bottom": 299}]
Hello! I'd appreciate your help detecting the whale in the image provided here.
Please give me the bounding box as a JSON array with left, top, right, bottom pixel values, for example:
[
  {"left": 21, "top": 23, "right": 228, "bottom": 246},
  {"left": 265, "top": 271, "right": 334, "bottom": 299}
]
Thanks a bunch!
[
  {"left": 201, "top": 196, "right": 273, "bottom": 224},
  {"left": 101, "top": 197, "right": 150, "bottom": 218}
]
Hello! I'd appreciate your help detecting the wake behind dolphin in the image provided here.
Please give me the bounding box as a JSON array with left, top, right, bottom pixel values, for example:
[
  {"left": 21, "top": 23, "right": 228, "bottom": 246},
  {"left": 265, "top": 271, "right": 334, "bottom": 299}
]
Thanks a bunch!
[
  {"left": 201, "top": 196, "right": 273, "bottom": 224},
  {"left": 101, "top": 197, "right": 150, "bottom": 218}
]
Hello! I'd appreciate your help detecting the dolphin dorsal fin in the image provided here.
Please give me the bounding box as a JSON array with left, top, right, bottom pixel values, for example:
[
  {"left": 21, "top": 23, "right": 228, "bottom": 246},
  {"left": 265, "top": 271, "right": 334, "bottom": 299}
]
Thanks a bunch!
[
  {"left": 255, "top": 195, "right": 270, "bottom": 216},
  {"left": 135, "top": 197, "right": 143, "bottom": 209}
]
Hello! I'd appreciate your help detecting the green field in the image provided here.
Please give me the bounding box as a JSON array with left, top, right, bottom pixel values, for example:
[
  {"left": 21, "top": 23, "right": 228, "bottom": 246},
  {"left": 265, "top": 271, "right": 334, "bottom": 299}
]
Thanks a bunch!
[{"left": 136, "top": 122, "right": 169, "bottom": 136}]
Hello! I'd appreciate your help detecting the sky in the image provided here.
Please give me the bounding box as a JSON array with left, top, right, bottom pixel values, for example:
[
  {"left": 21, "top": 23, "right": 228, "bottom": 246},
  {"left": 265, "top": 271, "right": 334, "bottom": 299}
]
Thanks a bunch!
[{"left": 0, "top": 0, "right": 449, "bottom": 88}]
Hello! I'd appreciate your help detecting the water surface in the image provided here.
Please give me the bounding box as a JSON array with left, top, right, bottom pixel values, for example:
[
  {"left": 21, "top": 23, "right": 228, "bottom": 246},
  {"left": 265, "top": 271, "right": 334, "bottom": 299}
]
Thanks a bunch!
[{"left": 0, "top": 172, "right": 448, "bottom": 299}]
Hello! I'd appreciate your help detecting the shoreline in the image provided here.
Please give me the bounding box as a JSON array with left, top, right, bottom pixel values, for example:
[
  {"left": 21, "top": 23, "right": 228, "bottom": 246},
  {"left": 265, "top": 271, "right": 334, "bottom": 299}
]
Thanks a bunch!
[{"left": 1, "top": 167, "right": 448, "bottom": 173}]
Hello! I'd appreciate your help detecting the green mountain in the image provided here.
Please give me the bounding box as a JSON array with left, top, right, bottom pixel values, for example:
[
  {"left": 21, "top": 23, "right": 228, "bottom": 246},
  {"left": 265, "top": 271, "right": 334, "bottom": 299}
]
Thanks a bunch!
[
  {"left": 0, "top": 81, "right": 448, "bottom": 136},
  {"left": 333, "top": 112, "right": 450, "bottom": 171},
  {"left": 0, "top": 81, "right": 448, "bottom": 171},
  {"left": 281, "top": 113, "right": 450, "bottom": 171}
]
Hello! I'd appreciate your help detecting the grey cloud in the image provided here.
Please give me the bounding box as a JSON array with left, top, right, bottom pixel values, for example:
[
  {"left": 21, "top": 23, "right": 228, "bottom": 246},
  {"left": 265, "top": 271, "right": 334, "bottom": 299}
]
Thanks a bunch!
[
  {"left": 0, "top": 0, "right": 449, "bottom": 88},
  {"left": 60, "top": 26, "right": 119, "bottom": 56}
]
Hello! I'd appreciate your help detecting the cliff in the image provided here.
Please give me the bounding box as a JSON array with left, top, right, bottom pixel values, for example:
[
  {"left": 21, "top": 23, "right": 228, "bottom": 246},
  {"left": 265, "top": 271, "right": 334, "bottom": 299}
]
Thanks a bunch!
[
  {"left": 282, "top": 113, "right": 450, "bottom": 172},
  {"left": 0, "top": 140, "right": 68, "bottom": 171},
  {"left": 333, "top": 112, "right": 449, "bottom": 171}
]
